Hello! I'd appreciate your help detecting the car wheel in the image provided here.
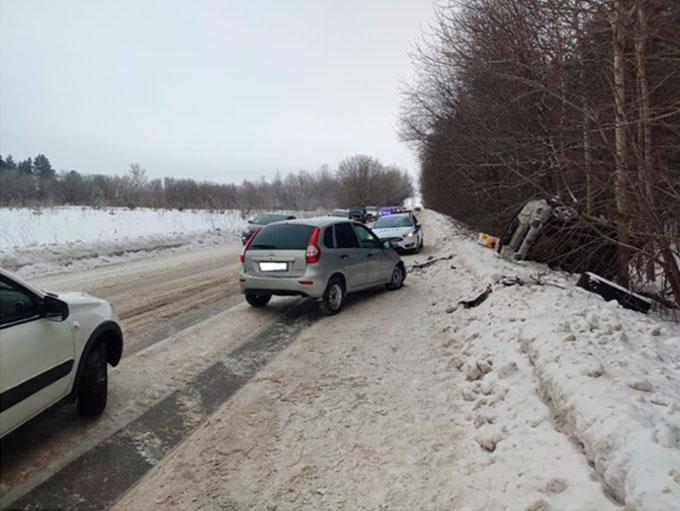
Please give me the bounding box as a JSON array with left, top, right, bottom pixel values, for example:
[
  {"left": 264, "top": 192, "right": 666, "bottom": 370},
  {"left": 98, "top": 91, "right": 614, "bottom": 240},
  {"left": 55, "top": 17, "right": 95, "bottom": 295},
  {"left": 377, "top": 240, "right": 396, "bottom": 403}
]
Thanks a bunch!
[
  {"left": 246, "top": 293, "right": 272, "bottom": 307},
  {"left": 387, "top": 265, "right": 405, "bottom": 290},
  {"left": 77, "top": 342, "right": 108, "bottom": 416},
  {"left": 318, "top": 276, "right": 345, "bottom": 316}
]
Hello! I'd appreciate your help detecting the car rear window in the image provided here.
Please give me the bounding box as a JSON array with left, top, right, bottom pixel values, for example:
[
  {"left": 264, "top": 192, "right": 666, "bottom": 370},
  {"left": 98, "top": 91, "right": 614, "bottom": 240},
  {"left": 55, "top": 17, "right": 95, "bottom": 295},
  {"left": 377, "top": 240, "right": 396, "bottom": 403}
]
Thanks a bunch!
[{"left": 249, "top": 224, "right": 314, "bottom": 250}]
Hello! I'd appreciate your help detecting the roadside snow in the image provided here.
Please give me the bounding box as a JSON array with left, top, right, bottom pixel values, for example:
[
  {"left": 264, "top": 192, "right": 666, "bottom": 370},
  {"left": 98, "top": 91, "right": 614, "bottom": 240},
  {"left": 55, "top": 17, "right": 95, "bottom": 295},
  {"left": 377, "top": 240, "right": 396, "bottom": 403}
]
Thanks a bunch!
[
  {"left": 113, "top": 209, "right": 678, "bottom": 510},
  {"left": 432, "top": 213, "right": 680, "bottom": 510},
  {"left": 0, "top": 207, "right": 247, "bottom": 277}
]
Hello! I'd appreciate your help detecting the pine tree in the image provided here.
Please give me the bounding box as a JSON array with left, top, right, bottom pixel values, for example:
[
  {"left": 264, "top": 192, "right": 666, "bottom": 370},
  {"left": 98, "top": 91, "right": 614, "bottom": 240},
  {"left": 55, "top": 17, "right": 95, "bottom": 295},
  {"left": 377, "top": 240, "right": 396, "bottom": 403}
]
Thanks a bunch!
[
  {"left": 17, "top": 158, "right": 33, "bottom": 175},
  {"left": 2, "top": 154, "right": 18, "bottom": 172},
  {"left": 34, "top": 154, "right": 55, "bottom": 179}
]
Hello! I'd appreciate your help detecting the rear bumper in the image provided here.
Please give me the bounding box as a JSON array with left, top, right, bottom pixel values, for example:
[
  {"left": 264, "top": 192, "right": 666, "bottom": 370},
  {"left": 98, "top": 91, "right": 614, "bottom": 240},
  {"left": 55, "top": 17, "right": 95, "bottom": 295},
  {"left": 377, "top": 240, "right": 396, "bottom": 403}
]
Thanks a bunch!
[{"left": 240, "top": 273, "right": 326, "bottom": 298}]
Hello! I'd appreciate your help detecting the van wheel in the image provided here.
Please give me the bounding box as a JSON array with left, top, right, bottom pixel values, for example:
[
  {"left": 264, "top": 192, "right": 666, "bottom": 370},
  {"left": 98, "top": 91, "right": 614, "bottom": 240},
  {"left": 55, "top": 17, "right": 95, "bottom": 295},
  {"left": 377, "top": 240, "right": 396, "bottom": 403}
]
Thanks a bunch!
[
  {"left": 246, "top": 293, "right": 271, "bottom": 307},
  {"left": 318, "top": 277, "right": 344, "bottom": 316},
  {"left": 387, "top": 265, "right": 405, "bottom": 290},
  {"left": 78, "top": 342, "right": 108, "bottom": 416}
]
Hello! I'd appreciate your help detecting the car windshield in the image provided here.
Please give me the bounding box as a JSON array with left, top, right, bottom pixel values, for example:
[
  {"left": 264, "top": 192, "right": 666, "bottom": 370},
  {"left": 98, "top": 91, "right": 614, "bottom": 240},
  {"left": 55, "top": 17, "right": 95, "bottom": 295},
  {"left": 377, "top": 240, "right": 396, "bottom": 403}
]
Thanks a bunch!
[
  {"left": 250, "top": 214, "right": 289, "bottom": 225},
  {"left": 374, "top": 215, "right": 414, "bottom": 228},
  {"left": 249, "top": 224, "right": 314, "bottom": 250}
]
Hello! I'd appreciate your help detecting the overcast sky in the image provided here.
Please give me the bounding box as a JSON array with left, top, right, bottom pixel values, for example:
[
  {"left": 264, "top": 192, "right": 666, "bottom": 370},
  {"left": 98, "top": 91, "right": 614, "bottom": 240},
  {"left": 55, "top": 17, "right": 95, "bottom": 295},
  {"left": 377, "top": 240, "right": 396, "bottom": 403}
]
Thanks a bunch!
[{"left": 0, "top": 0, "right": 435, "bottom": 183}]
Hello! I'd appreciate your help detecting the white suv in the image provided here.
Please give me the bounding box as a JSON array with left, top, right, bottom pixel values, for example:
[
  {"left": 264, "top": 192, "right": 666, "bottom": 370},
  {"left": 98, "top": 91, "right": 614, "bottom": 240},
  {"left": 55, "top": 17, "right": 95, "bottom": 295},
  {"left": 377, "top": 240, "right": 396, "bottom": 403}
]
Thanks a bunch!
[{"left": 0, "top": 269, "right": 123, "bottom": 438}]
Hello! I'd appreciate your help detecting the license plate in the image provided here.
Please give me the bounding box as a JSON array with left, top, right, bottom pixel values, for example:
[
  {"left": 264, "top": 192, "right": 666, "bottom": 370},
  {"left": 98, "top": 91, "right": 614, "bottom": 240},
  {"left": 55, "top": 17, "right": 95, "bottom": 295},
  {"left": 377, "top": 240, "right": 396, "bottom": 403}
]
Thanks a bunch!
[{"left": 259, "top": 262, "right": 287, "bottom": 272}]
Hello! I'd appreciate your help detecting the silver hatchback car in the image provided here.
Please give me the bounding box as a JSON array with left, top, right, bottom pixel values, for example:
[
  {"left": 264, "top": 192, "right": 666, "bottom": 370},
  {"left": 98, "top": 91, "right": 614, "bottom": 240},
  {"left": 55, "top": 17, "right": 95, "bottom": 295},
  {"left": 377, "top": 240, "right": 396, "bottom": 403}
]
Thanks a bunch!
[{"left": 239, "top": 217, "right": 405, "bottom": 315}]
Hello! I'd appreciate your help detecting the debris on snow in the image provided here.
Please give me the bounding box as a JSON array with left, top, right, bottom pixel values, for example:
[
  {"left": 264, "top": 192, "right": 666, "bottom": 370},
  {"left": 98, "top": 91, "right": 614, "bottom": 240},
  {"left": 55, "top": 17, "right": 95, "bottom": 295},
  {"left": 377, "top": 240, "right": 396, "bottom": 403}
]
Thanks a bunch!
[
  {"left": 458, "top": 285, "right": 492, "bottom": 309},
  {"left": 407, "top": 254, "right": 453, "bottom": 272}
]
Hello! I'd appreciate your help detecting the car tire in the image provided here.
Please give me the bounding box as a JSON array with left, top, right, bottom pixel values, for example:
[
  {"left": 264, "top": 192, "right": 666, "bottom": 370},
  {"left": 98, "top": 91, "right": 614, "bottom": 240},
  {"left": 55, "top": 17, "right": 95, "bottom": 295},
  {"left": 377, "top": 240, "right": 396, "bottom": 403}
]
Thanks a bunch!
[
  {"left": 77, "top": 342, "right": 108, "bottom": 416},
  {"left": 318, "top": 277, "right": 345, "bottom": 316},
  {"left": 387, "top": 265, "right": 405, "bottom": 290},
  {"left": 246, "top": 293, "right": 272, "bottom": 307}
]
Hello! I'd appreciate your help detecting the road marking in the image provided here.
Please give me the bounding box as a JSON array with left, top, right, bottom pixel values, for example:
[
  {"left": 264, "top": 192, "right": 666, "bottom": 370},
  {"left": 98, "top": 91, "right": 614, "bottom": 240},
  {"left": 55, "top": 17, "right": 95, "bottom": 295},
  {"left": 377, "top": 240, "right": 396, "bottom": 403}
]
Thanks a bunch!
[{"left": 5, "top": 299, "right": 317, "bottom": 510}]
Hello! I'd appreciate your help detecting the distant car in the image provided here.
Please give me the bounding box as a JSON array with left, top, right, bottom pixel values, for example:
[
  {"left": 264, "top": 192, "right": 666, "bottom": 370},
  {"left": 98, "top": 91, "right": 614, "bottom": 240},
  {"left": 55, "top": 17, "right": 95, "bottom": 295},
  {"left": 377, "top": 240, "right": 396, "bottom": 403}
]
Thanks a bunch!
[
  {"left": 241, "top": 213, "right": 296, "bottom": 244},
  {"left": 239, "top": 218, "right": 405, "bottom": 315},
  {"left": 372, "top": 213, "right": 423, "bottom": 253},
  {"left": 0, "top": 269, "right": 123, "bottom": 439},
  {"left": 349, "top": 207, "right": 367, "bottom": 223},
  {"left": 329, "top": 209, "right": 350, "bottom": 218},
  {"left": 365, "top": 206, "right": 379, "bottom": 222}
]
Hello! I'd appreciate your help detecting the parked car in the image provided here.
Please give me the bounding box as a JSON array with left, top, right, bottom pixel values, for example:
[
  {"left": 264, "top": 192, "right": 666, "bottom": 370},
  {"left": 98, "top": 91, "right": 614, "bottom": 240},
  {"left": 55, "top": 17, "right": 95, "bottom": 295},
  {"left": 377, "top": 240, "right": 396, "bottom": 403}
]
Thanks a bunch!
[
  {"left": 241, "top": 213, "right": 296, "bottom": 245},
  {"left": 349, "top": 207, "right": 367, "bottom": 223},
  {"left": 372, "top": 213, "right": 423, "bottom": 253},
  {"left": 329, "top": 209, "right": 350, "bottom": 218},
  {"left": 239, "top": 218, "right": 405, "bottom": 315},
  {"left": 0, "top": 269, "right": 123, "bottom": 439},
  {"left": 365, "top": 206, "right": 379, "bottom": 222}
]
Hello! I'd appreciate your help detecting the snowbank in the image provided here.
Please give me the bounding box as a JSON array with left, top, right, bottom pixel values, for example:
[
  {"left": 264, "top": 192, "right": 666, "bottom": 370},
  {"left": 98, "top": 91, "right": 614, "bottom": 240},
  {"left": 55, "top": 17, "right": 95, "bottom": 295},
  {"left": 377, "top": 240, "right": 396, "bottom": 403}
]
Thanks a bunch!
[
  {"left": 425, "top": 211, "right": 680, "bottom": 510},
  {"left": 0, "top": 206, "right": 248, "bottom": 277}
]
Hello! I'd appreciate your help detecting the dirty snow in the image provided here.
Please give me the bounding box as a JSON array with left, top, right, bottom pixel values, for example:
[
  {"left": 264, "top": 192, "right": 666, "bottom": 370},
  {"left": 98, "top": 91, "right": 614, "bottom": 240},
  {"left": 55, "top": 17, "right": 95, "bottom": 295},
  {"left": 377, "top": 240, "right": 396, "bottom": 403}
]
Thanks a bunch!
[
  {"left": 0, "top": 207, "right": 248, "bottom": 277},
  {"left": 112, "top": 210, "right": 680, "bottom": 510}
]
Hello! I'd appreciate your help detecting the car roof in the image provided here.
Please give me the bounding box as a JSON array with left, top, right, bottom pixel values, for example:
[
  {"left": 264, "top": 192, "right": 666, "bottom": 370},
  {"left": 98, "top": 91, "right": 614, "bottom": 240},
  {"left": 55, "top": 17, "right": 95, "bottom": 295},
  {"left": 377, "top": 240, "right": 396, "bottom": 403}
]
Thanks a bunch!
[
  {"left": 254, "top": 212, "right": 294, "bottom": 217},
  {"left": 269, "top": 217, "right": 362, "bottom": 228}
]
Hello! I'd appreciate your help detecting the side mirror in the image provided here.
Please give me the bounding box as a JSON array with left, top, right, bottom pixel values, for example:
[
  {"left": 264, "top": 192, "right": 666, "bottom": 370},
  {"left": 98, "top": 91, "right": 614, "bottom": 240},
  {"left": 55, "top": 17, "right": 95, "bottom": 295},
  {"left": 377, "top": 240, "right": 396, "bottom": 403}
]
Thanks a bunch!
[{"left": 42, "top": 295, "right": 69, "bottom": 322}]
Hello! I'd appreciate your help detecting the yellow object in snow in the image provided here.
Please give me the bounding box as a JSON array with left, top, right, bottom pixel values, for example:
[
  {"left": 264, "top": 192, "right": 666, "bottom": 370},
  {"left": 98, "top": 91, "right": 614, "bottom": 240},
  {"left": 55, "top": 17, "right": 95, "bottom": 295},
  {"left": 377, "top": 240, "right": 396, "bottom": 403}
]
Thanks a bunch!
[{"left": 478, "top": 232, "right": 499, "bottom": 249}]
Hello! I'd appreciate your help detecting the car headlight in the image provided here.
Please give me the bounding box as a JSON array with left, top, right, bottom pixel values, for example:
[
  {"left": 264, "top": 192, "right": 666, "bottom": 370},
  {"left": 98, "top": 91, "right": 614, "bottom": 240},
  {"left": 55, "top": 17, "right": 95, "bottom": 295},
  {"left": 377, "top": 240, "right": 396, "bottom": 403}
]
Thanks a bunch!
[{"left": 405, "top": 230, "right": 415, "bottom": 238}]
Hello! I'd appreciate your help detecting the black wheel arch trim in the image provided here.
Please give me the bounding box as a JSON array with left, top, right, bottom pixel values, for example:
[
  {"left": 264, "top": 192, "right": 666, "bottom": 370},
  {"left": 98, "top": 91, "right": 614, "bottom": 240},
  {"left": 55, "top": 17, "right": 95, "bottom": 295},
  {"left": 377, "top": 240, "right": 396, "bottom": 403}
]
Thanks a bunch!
[
  {"left": 69, "top": 321, "right": 123, "bottom": 402},
  {"left": 328, "top": 272, "right": 347, "bottom": 291}
]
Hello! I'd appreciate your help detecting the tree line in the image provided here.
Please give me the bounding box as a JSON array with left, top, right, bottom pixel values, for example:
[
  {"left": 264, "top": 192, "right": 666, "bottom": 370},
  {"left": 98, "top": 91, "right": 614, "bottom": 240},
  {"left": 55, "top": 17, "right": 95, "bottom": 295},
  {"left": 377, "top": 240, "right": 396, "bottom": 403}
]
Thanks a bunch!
[
  {"left": 0, "top": 154, "right": 413, "bottom": 213},
  {"left": 400, "top": 0, "right": 680, "bottom": 307}
]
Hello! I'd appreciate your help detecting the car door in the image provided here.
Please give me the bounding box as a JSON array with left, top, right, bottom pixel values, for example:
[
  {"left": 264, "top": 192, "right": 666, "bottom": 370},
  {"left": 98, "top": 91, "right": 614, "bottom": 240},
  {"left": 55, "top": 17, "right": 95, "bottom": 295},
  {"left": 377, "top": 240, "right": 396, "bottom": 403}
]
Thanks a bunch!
[
  {"left": 0, "top": 277, "right": 75, "bottom": 437},
  {"left": 332, "top": 222, "right": 369, "bottom": 289},
  {"left": 353, "top": 224, "right": 393, "bottom": 284}
]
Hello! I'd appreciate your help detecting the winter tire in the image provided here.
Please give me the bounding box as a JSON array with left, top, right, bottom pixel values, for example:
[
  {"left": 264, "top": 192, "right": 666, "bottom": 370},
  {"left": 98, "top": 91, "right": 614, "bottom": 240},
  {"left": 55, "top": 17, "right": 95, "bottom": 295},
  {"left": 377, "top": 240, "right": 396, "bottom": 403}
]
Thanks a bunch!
[
  {"left": 318, "top": 277, "right": 345, "bottom": 316},
  {"left": 246, "top": 293, "right": 272, "bottom": 307},
  {"left": 387, "top": 265, "right": 405, "bottom": 290},
  {"left": 77, "top": 342, "right": 108, "bottom": 416}
]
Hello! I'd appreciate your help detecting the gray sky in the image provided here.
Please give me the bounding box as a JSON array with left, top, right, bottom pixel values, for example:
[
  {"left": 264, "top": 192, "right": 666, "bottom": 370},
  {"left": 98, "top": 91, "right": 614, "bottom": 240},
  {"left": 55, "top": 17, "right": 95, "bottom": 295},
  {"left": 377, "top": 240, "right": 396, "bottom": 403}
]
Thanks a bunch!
[{"left": 0, "top": 0, "right": 435, "bottom": 183}]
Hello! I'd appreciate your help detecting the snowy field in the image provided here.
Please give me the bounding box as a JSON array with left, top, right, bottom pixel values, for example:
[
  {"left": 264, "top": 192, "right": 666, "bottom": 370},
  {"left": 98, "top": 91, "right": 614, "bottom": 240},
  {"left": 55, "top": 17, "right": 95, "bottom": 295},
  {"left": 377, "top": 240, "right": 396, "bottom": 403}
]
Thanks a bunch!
[{"left": 0, "top": 207, "right": 250, "bottom": 277}]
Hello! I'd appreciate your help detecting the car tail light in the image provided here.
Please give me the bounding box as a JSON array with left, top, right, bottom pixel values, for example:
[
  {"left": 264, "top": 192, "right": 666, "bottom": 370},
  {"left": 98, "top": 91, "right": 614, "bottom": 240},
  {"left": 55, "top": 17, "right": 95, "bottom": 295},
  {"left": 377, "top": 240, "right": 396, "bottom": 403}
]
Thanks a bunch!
[
  {"left": 305, "top": 227, "right": 321, "bottom": 264},
  {"left": 240, "top": 228, "right": 259, "bottom": 263}
]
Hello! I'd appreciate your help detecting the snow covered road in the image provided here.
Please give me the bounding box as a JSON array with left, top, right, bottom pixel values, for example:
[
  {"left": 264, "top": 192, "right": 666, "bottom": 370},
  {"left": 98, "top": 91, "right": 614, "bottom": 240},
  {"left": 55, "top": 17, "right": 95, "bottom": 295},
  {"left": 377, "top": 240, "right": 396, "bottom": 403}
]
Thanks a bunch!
[{"left": 2, "top": 210, "right": 678, "bottom": 510}]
